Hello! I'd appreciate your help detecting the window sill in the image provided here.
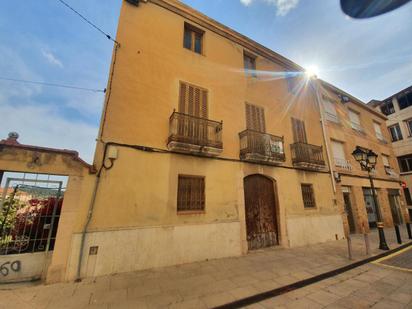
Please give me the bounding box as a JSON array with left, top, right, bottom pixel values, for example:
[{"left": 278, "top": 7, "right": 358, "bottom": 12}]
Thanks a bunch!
[
  {"left": 183, "top": 47, "right": 205, "bottom": 57},
  {"left": 177, "top": 210, "right": 205, "bottom": 215}
]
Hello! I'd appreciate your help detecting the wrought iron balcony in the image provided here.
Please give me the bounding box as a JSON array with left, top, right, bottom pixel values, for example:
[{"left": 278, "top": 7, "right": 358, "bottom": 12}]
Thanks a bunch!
[
  {"left": 290, "top": 142, "right": 325, "bottom": 169},
  {"left": 239, "top": 130, "right": 285, "bottom": 164},
  {"left": 334, "top": 158, "right": 352, "bottom": 171},
  {"left": 350, "top": 122, "right": 365, "bottom": 134},
  {"left": 167, "top": 111, "right": 223, "bottom": 156},
  {"left": 376, "top": 132, "right": 388, "bottom": 144},
  {"left": 384, "top": 166, "right": 399, "bottom": 179}
]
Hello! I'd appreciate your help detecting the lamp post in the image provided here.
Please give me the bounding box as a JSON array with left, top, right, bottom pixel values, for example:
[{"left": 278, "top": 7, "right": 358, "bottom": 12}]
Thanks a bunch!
[{"left": 352, "top": 146, "right": 389, "bottom": 250}]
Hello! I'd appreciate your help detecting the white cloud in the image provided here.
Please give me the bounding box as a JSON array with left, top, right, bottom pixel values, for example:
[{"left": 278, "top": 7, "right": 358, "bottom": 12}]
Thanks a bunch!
[
  {"left": 0, "top": 103, "right": 98, "bottom": 163},
  {"left": 240, "top": 0, "right": 300, "bottom": 16},
  {"left": 41, "top": 49, "right": 64, "bottom": 68},
  {"left": 240, "top": 0, "right": 253, "bottom": 6}
]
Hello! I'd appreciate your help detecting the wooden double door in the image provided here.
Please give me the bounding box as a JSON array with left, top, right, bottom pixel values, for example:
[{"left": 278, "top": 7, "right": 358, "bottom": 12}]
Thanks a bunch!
[{"left": 244, "top": 175, "right": 279, "bottom": 250}]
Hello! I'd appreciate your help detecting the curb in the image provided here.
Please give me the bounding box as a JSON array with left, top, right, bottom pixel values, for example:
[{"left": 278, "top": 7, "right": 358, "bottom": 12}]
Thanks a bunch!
[{"left": 214, "top": 241, "right": 412, "bottom": 309}]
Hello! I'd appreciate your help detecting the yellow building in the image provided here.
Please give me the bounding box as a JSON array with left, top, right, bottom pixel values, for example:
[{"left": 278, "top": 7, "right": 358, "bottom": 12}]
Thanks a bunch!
[
  {"left": 368, "top": 85, "right": 412, "bottom": 222},
  {"left": 73, "top": 0, "right": 347, "bottom": 278},
  {"left": 2, "top": 0, "right": 410, "bottom": 284},
  {"left": 319, "top": 81, "right": 409, "bottom": 235}
]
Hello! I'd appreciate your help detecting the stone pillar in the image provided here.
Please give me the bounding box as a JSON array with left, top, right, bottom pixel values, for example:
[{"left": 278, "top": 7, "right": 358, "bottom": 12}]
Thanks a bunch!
[
  {"left": 351, "top": 186, "right": 369, "bottom": 233},
  {"left": 377, "top": 189, "right": 394, "bottom": 228}
]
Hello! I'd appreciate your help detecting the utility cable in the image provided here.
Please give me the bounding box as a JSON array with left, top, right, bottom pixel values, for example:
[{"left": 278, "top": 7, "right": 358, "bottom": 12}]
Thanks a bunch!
[
  {"left": 0, "top": 77, "right": 106, "bottom": 93},
  {"left": 56, "top": 0, "right": 120, "bottom": 46}
]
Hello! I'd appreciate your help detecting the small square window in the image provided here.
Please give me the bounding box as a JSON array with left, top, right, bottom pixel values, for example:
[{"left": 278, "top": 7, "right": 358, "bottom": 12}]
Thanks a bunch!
[
  {"left": 183, "top": 23, "right": 204, "bottom": 54},
  {"left": 301, "top": 184, "right": 316, "bottom": 208},
  {"left": 177, "top": 175, "right": 205, "bottom": 212},
  {"left": 243, "top": 52, "right": 256, "bottom": 77}
]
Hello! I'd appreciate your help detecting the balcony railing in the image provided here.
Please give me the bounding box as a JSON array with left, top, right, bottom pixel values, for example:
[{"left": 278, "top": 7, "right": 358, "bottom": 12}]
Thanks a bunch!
[
  {"left": 167, "top": 111, "right": 223, "bottom": 155},
  {"left": 384, "top": 166, "right": 399, "bottom": 178},
  {"left": 376, "top": 132, "right": 388, "bottom": 144},
  {"left": 325, "top": 112, "right": 340, "bottom": 124},
  {"left": 334, "top": 158, "right": 352, "bottom": 171},
  {"left": 291, "top": 142, "right": 325, "bottom": 168},
  {"left": 350, "top": 122, "right": 365, "bottom": 134},
  {"left": 239, "top": 130, "right": 285, "bottom": 164}
]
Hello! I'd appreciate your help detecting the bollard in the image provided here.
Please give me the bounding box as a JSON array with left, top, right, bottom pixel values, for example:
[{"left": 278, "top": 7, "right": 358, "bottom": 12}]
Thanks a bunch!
[
  {"left": 406, "top": 223, "right": 412, "bottom": 240},
  {"left": 395, "top": 225, "right": 402, "bottom": 244},
  {"left": 362, "top": 223, "right": 370, "bottom": 255},
  {"left": 346, "top": 235, "right": 353, "bottom": 260}
]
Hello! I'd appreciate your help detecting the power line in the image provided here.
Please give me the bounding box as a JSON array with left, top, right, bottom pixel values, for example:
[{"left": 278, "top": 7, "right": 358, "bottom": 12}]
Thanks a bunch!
[
  {"left": 56, "top": 0, "right": 120, "bottom": 46},
  {"left": 0, "top": 77, "right": 106, "bottom": 93}
]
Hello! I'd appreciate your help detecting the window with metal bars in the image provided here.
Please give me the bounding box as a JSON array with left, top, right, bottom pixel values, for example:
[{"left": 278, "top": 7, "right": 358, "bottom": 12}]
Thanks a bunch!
[
  {"left": 183, "top": 23, "right": 204, "bottom": 54},
  {"left": 301, "top": 184, "right": 316, "bottom": 208},
  {"left": 177, "top": 175, "right": 205, "bottom": 212}
]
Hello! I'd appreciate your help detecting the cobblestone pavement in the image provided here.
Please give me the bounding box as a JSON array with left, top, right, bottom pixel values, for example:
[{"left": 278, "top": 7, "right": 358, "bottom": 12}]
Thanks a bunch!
[
  {"left": 0, "top": 228, "right": 411, "bottom": 309},
  {"left": 376, "top": 246, "right": 412, "bottom": 271},
  {"left": 257, "top": 257, "right": 412, "bottom": 309}
]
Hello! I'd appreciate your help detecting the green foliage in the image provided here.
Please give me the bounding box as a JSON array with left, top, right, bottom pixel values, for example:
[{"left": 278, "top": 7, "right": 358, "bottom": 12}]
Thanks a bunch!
[{"left": 0, "top": 193, "right": 24, "bottom": 248}]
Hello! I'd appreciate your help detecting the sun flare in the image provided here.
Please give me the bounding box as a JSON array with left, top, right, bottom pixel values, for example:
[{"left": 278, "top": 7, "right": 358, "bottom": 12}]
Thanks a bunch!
[{"left": 305, "top": 65, "right": 319, "bottom": 78}]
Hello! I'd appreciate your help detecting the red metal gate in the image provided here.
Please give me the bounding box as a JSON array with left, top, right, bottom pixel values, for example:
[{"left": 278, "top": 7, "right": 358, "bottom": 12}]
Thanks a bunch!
[{"left": 244, "top": 175, "right": 278, "bottom": 250}]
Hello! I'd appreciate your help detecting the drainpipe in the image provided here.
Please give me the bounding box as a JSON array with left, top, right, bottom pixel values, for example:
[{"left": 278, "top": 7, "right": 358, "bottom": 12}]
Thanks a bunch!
[
  {"left": 312, "top": 78, "right": 336, "bottom": 193},
  {"left": 75, "top": 143, "right": 111, "bottom": 282}
]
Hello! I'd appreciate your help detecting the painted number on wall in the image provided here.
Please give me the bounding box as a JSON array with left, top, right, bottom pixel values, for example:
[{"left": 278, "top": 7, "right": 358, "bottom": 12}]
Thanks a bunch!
[{"left": 0, "top": 261, "right": 21, "bottom": 276}]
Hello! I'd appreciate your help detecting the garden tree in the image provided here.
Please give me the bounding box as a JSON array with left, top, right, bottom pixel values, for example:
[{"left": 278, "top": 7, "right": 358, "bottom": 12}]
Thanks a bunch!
[
  {"left": 0, "top": 189, "right": 63, "bottom": 253},
  {"left": 0, "top": 188, "right": 23, "bottom": 250}
]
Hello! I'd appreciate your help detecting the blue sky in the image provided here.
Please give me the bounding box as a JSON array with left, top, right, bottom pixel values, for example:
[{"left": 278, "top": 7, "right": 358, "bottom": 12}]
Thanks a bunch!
[{"left": 0, "top": 0, "right": 411, "bottom": 163}]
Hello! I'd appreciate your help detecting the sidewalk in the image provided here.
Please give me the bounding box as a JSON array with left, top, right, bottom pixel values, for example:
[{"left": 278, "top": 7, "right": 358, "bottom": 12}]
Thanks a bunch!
[{"left": 0, "top": 227, "right": 411, "bottom": 309}]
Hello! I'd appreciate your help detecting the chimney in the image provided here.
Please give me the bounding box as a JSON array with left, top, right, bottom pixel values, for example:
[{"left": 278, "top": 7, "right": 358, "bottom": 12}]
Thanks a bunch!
[{"left": 1, "top": 132, "right": 20, "bottom": 145}]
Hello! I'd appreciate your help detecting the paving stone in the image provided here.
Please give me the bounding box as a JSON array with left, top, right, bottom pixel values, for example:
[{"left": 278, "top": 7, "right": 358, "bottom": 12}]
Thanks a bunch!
[
  {"left": 89, "top": 288, "right": 127, "bottom": 305},
  {"left": 370, "top": 300, "right": 405, "bottom": 309},
  {"left": 284, "top": 297, "right": 324, "bottom": 309},
  {"left": 306, "top": 290, "right": 341, "bottom": 306},
  {"left": 127, "top": 284, "right": 160, "bottom": 299},
  {"left": 388, "top": 291, "right": 412, "bottom": 304},
  {"left": 144, "top": 290, "right": 183, "bottom": 307},
  {"left": 107, "top": 298, "right": 147, "bottom": 309},
  {"left": 169, "top": 298, "right": 207, "bottom": 309},
  {"left": 200, "top": 291, "right": 236, "bottom": 308},
  {"left": 252, "top": 279, "right": 282, "bottom": 293},
  {"left": 331, "top": 294, "right": 378, "bottom": 309},
  {"left": 228, "top": 285, "right": 259, "bottom": 300}
]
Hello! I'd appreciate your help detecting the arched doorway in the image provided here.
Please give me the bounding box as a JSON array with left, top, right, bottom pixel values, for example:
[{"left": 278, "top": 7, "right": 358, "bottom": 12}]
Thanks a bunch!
[{"left": 243, "top": 174, "right": 279, "bottom": 250}]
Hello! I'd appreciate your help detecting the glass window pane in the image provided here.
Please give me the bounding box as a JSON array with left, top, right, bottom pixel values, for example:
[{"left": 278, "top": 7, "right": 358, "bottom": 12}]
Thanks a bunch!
[
  {"left": 396, "top": 125, "right": 403, "bottom": 140},
  {"left": 184, "top": 28, "right": 192, "bottom": 50},
  {"left": 194, "top": 33, "right": 202, "bottom": 54}
]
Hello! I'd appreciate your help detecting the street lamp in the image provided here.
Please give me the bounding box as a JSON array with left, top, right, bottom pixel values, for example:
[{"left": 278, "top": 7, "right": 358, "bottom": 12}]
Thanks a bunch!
[{"left": 352, "top": 146, "right": 390, "bottom": 250}]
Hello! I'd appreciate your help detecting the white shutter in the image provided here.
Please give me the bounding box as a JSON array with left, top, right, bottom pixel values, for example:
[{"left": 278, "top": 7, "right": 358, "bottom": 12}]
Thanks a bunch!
[
  {"left": 332, "top": 141, "right": 345, "bottom": 160},
  {"left": 373, "top": 123, "right": 382, "bottom": 135},
  {"left": 323, "top": 100, "right": 338, "bottom": 122},
  {"left": 382, "top": 155, "right": 390, "bottom": 167},
  {"left": 349, "top": 110, "right": 360, "bottom": 125}
]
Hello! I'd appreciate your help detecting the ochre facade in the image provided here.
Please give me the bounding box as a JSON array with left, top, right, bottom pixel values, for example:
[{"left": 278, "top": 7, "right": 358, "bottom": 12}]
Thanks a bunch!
[
  {"left": 2, "top": 0, "right": 410, "bottom": 284},
  {"left": 320, "top": 83, "right": 409, "bottom": 236},
  {"left": 77, "top": 0, "right": 344, "bottom": 279}
]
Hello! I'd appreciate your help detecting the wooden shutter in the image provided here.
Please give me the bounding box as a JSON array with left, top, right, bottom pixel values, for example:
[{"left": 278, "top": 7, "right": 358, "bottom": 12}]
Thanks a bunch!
[
  {"left": 177, "top": 175, "right": 205, "bottom": 212},
  {"left": 179, "top": 82, "right": 208, "bottom": 118},
  {"left": 245, "top": 103, "right": 265, "bottom": 132},
  {"left": 292, "top": 118, "right": 307, "bottom": 143}
]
